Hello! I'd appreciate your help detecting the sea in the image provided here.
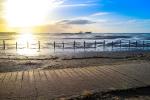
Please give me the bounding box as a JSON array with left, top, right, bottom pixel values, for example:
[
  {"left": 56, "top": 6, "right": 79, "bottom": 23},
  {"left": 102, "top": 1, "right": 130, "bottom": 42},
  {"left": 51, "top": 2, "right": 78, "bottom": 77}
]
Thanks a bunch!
[{"left": 0, "top": 33, "right": 150, "bottom": 57}]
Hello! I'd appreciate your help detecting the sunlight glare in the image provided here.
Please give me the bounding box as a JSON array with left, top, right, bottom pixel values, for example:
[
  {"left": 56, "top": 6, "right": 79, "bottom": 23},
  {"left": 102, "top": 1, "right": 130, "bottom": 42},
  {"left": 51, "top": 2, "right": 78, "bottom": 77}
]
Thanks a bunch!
[
  {"left": 4, "top": 0, "right": 55, "bottom": 27},
  {"left": 17, "top": 33, "right": 36, "bottom": 44},
  {"left": 17, "top": 48, "right": 39, "bottom": 56},
  {"left": 16, "top": 33, "right": 38, "bottom": 56}
]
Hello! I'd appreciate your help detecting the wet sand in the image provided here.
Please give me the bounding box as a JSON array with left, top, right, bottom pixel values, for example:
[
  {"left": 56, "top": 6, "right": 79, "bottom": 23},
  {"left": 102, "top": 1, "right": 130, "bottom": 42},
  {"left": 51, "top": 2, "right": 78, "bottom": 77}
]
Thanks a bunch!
[{"left": 0, "top": 51, "right": 150, "bottom": 72}]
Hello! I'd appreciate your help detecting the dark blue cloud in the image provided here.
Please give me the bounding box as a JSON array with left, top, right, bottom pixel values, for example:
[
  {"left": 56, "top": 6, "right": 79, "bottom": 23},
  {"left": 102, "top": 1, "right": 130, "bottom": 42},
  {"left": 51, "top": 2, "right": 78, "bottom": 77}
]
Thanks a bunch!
[{"left": 58, "top": 19, "right": 96, "bottom": 25}]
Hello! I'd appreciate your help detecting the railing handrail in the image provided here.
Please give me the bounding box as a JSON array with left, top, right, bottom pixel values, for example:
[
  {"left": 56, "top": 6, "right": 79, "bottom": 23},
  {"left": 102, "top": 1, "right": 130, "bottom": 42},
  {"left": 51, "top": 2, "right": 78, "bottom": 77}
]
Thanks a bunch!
[{"left": 0, "top": 40, "right": 150, "bottom": 51}]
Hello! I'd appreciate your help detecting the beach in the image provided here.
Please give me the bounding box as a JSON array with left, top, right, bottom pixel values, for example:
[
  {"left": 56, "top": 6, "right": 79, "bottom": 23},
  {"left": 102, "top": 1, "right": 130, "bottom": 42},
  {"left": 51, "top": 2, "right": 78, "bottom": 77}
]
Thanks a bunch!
[
  {"left": 1, "top": 33, "right": 150, "bottom": 99},
  {"left": 0, "top": 51, "right": 150, "bottom": 99},
  {"left": 0, "top": 0, "right": 150, "bottom": 98}
]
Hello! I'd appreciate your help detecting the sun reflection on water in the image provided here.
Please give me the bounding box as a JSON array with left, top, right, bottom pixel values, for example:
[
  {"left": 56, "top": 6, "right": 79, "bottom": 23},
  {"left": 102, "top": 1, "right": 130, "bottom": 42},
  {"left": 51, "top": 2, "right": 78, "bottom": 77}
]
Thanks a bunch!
[
  {"left": 16, "top": 33, "right": 39, "bottom": 56},
  {"left": 17, "top": 33, "right": 36, "bottom": 44},
  {"left": 17, "top": 48, "right": 39, "bottom": 56}
]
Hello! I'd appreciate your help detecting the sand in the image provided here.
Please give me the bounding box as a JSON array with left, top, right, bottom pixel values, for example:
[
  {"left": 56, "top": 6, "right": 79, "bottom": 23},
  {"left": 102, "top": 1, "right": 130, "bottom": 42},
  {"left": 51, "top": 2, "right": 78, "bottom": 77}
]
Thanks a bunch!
[{"left": 0, "top": 51, "right": 150, "bottom": 72}]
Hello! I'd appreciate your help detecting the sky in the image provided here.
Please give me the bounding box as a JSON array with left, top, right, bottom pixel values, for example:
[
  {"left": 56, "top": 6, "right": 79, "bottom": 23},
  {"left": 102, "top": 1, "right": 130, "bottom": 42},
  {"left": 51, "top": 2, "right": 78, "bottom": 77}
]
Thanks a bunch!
[{"left": 0, "top": 0, "right": 150, "bottom": 33}]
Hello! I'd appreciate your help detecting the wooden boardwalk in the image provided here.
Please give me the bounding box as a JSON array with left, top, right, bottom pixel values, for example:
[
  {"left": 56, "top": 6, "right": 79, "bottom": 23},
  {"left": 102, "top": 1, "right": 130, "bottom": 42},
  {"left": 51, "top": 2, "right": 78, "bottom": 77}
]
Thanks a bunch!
[{"left": 0, "top": 62, "right": 150, "bottom": 100}]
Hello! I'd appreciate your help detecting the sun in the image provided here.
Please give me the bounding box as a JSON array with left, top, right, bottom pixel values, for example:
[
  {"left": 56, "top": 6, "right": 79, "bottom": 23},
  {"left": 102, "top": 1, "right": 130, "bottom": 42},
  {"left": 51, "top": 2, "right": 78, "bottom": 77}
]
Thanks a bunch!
[{"left": 4, "top": 0, "right": 55, "bottom": 27}]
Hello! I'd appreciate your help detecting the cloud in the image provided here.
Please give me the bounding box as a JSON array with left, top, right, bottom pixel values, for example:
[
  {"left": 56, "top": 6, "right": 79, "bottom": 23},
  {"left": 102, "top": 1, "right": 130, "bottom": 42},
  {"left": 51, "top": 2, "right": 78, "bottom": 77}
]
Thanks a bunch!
[
  {"left": 57, "top": 19, "right": 96, "bottom": 25},
  {"left": 59, "top": 3, "right": 97, "bottom": 8},
  {"left": 90, "top": 12, "right": 110, "bottom": 16},
  {"left": 50, "top": 0, "right": 66, "bottom": 7},
  {"left": 108, "top": 19, "right": 150, "bottom": 26}
]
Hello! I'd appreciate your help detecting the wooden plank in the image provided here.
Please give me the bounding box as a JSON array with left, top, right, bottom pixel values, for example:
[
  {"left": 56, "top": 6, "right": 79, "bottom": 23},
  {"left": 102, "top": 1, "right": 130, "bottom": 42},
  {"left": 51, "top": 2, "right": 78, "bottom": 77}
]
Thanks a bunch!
[
  {"left": 47, "top": 69, "right": 68, "bottom": 97},
  {"left": 43, "top": 70, "right": 60, "bottom": 94},
  {"left": 8, "top": 72, "right": 18, "bottom": 99},
  {"left": 56, "top": 69, "right": 82, "bottom": 94},
  {"left": 28, "top": 70, "right": 38, "bottom": 98},
  {"left": 115, "top": 63, "right": 150, "bottom": 77},
  {"left": 4, "top": 72, "right": 17, "bottom": 99},
  {"left": 36, "top": 70, "right": 47, "bottom": 96},
  {"left": 0, "top": 72, "right": 13, "bottom": 99},
  {"left": 0, "top": 72, "right": 5, "bottom": 81},
  {"left": 0, "top": 62, "right": 150, "bottom": 99},
  {"left": 113, "top": 62, "right": 150, "bottom": 74},
  {"left": 53, "top": 69, "right": 70, "bottom": 92},
  {"left": 78, "top": 68, "right": 106, "bottom": 90},
  {"left": 80, "top": 67, "right": 113, "bottom": 90},
  {"left": 0, "top": 73, "right": 6, "bottom": 83},
  {"left": 63, "top": 68, "right": 84, "bottom": 80},
  {"left": 95, "top": 66, "right": 135, "bottom": 87},
  {"left": 62, "top": 69, "right": 76, "bottom": 79},
  {"left": 61, "top": 68, "right": 88, "bottom": 93},
  {"left": 11, "top": 71, "right": 23, "bottom": 98},
  {"left": 37, "top": 70, "right": 55, "bottom": 96},
  {"left": 70, "top": 68, "right": 97, "bottom": 91},
  {"left": 109, "top": 65, "right": 149, "bottom": 85},
  {"left": 46, "top": 70, "right": 63, "bottom": 92},
  {"left": 43, "top": 70, "right": 66, "bottom": 99},
  {"left": 32, "top": 70, "right": 41, "bottom": 97},
  {"left": 64, "top": 68, "right": 90, "bottom": 88},
  {"left": 38, "top": 70, "right": 47, "bottom": 81},
  {"left": 96, "top": 66, "right": 145, "bottom": 88},
  {"left": 20, "top": 71, "right": 36, "bottom": 98},
  {"left": 84, "top": 67, "right": 122, "bottom": 90},
  {"left": 16, "top": 71, "right": 23, "bottom": 98}
]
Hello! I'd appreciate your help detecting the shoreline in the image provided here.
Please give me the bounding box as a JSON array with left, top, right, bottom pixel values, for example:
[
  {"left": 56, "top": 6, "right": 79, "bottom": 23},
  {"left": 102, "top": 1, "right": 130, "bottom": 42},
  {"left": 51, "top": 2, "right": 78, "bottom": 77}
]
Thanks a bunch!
[{"left": 0, "top": 50, "right": 150, "bottom": 59}]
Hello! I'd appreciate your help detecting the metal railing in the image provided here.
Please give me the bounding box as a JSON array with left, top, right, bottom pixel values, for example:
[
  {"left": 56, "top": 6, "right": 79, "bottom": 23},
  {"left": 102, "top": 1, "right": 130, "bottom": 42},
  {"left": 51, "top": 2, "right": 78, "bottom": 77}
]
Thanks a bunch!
[{"left": 1, "top": 40, "right": 150, "bottom": 51}]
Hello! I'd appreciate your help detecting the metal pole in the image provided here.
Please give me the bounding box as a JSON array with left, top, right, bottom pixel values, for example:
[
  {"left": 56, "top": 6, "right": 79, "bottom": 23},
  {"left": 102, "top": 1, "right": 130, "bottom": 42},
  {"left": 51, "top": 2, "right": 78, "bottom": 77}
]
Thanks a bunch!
[
  {"left": 54, "top": 41, "right": 55, "bottom": 51},
  {"left": 103, "top": 40, "right": 105, "bottom": 51},
  {"left": 112, "top": 41, "right": 114, "bottom": 50},
  {"left": 27, "top": 41, "right": 29, "bottom": 48},
  {"left": 62, "top": 42, "right": 64, "bottom": 50},
  {"left": 16, "top": 42, "right": 18, "bottom": 50},
  {"left": 94, "top": 41, "right": 97, "bottom": 49},
  {"left": 103, "top": 40, "right": 105, "bottom": 47},
  {"left": 120, "top": 40, "right": 122, "bottom": 48},
  {"left": 136, "top": 41, "right": 138, "bottom": 48},
  {"left": 73, "top": 41, "right": 76, "bottom": 50},
  {"left": 129, "top": 40, "right": 130, "bottom": 49},
  {"left": 38, "top": 41, "right": 40, "bottom": 50},
  {"left": 143, "top": 41, "right": 145, "bottom": 50},
  {"left": 84, "top": 41, "right": 86, "bottom": 49},
  {"left": 3, "top": 40, "right": 5, "bottom": 50}
]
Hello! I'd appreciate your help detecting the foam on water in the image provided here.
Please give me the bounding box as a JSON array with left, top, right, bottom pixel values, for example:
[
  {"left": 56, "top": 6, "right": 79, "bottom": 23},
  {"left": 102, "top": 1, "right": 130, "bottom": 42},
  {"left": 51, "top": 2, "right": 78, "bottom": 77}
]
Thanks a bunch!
[{"left": 0, "top": 33, "right": 150, "bottom": 56}]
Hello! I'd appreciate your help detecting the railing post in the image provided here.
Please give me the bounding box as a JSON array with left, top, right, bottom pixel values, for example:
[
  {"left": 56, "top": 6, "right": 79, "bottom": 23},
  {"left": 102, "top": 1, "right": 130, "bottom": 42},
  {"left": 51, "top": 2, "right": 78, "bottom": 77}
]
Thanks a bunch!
[
  {"left": 136, "top": 41, "right": 138, "bottom": 48},
  {"left": 120, "top": 40, "right": 122, "bottom": 48},
  {"left": 94, "top": 40, "right": 97, "bottom": 49},
  {"left": 84, "top": 41, "right": 86, "bottom": 49},
  {"left": 38, "top": 41, "right": 40, "bottom": 50},
  {"left": 54, "top": 41, "right": 56, "bottom": 51},
  {"left": 27, "top": 41, "right": 29, "bottom": 48},
  {"left": 62, "top": 42, "right": 64, "bottom": 50},
  {"left": 112, "top": 41, "right": 114, "bottom": 50},
  {"left": 103, "top": 40, "right": 105, "bottom": 49},
  {"left": 129, "top": 40, "right": 130, "bottom": 49},
  {"left": 3, "top": 40, "right": 5, "bottom": 50},
  {"left": 143, "top": 41, "right": 145, "bottom": 50},
  {"left": 16, "top": 42, "right": 18, "bottom": 50},
  {"left": 73, "top": 41, "right": 76, "bottom": 50}
]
